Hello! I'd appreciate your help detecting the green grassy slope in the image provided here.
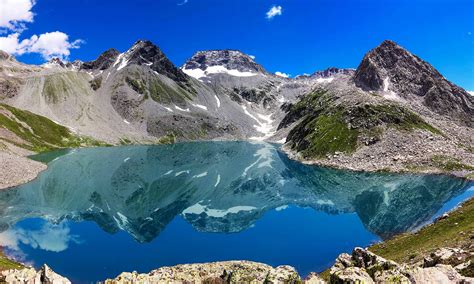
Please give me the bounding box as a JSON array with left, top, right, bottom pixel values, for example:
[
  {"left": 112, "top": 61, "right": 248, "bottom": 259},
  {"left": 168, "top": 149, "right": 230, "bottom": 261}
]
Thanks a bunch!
[{"left": 0, "top": 103, "right": 107, "bottom": 152}]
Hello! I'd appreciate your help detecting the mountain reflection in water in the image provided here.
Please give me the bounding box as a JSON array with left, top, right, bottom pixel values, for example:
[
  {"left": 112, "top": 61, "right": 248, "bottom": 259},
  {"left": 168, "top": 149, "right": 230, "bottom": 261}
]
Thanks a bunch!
[{"left": 0, "top": 142, "right": 471, "bottom": 282}]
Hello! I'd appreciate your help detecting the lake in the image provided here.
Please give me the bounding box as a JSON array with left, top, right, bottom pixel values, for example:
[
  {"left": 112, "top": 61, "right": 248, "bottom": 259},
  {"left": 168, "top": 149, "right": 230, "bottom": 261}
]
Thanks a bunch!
[{"left": 0, "top": 142, "right": 472, "bottom": 283}]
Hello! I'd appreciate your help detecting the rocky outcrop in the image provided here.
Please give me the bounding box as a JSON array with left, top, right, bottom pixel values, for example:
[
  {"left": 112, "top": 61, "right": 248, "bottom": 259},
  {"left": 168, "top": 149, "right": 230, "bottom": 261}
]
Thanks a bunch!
[
  {"left": 329, "top": 247, "right": 473, "bottom": 284},
  {"left": 105, "top": 261, "right": 301, "bottom": 283},
  {"left": 0, "top": 50, "right": 13, "bottom": 61},
  {"left": 0, "top": 264, "right": 70, "bottom": 284},
  {"left": 354, "top": 40, "right": 473, "bottom": 126},
  {"left": 81, "top": 48, "right": 120, "bottom": 70}
]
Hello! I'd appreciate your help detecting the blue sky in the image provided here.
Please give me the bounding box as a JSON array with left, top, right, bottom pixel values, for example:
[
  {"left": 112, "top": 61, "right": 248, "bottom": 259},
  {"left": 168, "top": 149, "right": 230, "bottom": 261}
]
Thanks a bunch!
[{"left": 1, "top": 0, "right": 473, "bottom": 89}]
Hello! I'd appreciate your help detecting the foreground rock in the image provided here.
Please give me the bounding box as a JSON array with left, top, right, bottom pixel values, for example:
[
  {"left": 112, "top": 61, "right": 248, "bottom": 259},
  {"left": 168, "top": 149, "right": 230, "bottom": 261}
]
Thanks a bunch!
[
  {"left": 329, "top": 247, "right": 474, "bottom": 284},
  {"left": 105, "top": 261, "right": 302, "bottom": 283},
  {"left": 1, "top": 248, "right": 471, "bottom": 283},
  {"left": 0, "top": 264, "right": 70, "bottom": 283}
]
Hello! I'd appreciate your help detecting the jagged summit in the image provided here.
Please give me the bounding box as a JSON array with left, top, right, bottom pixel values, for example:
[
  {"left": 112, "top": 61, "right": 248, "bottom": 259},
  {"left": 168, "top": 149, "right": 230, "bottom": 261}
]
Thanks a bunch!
[
  {"left": 309, "top": 67, "right": 354, "bottom": 78},
  {"left": 81, "top": 48, "right": 120, "bottom": 70},
  {"left": 47, "top": 57, "right": 66, "bottom": 67},
  {"left": 112, "top": 39, "right": 189, "bottom": 83},
  {"left": 354, "top": 40, "right": 473, "bottom": 125}
]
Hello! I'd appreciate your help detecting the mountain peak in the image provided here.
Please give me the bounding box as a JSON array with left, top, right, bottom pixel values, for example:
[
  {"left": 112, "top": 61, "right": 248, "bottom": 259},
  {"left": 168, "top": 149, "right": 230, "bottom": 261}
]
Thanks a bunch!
[
  {"left": 186, "top": 50, "right": 265, "bottom": 73},
  {"left": 182, "top": 49, "right": 266, "bottom": 80},
  {"left": 45, "top": 57, "right": 66, "bottom": 68},
  {"left": 109, "top": 40, "right": 189, "bottom": 83},
  {"left": 354, "top": 40, "right": 473, "bottom": 125},
  {"left": 379, "top": 39, "right": 398, "bottom": 48}
]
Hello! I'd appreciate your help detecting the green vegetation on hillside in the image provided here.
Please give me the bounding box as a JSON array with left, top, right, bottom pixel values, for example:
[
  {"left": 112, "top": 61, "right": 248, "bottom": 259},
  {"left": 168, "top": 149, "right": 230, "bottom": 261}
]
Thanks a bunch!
[
  {"left": 286, "top": 89, "right": 442, "bottom": 158},
  {"left": 0, "top": 104, "right": 107, "bottom": 152},
  {"left": 124, "top": 69, "right": 194, "bottom": 106},
  {"left": 0, "top": 250, "right": 23, "bottom": 271},
  {"left": 370, "top": 198, "right": 474, "bottom": 268},
  {"left": 431, "top": 155, "right": 474, "bottom": 172},
  {"left": 42, "top": 72, "right": 94, "bottom": 103},
  {"left": 299, "top": 111, "right": 359, "bottom": 157},
  {"left": 157, "top": 133, "right": 176, "bottom": 144},
  {"left": 43, "top": 75, "right": 69, "bottom": 103}
]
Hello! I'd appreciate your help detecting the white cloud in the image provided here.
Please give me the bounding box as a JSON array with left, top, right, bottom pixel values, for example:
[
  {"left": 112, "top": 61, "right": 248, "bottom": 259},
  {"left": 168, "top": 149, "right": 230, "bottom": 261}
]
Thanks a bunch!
[
  {"left": 0, "top": 0, "right": 34, "bottom": 32},
  {"left": 0, "top": 31, "right": 83, "bottom": 60},
  {"left": 468, "top": 91, "right": 474, "bottom": 96},
  {"left": 0, "top": 222, "right": 80, "bottom": 253},
  {"left": 0, "top": 0, "right": 83, "bottom": 60},
  {"left": 0, "top": 0, "right": 83, "bottom": 61},
  {"left": 266, "top": 5, "right": 282, "bottom": 19},
  {"left": 275, "top": 71, "right": 290, "bottom": 78},
  {"left": 249, "top": 55, "right": 255, "bottom": 60}
]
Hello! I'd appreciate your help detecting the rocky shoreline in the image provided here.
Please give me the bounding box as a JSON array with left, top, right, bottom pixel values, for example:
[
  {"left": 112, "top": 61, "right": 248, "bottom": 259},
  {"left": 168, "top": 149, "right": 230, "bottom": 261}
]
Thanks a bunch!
[
  {"left": 281, "top": 134, "right": 474, "bottom": 181},
  {"left": 2, "top": 247, "right": 471, "bottom": 283},
  {"left": 0, "top": 141, "right": 47, "bottom": 190}
]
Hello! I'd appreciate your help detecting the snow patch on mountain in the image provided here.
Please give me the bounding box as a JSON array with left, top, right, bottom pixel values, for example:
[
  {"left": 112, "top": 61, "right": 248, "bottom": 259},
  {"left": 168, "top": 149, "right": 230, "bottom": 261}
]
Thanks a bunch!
[
  {"left": 175, "top": 106, "right": 190, "bottom": 112},
  {"left": 182, "top": 65, "right": 257, "bottom": 80},
  {"left": 182, "top": 202, "right": 257, "bottom": 218},
  {"left": 382, "top": 77, "right": 400, "bottom": 101},
  {"left": 316, "top": 77, "right": 334, "bottom": 83},
  {"left": 241, "top": 106, "right": 275, "bottom": 140},
  {"left": 192, "top": 103, "right": 208, "bottom": 111}
]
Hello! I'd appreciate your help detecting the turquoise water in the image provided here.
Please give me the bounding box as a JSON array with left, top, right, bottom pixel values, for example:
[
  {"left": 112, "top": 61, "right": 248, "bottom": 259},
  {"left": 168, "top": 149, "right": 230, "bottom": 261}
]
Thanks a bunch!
[{"left": 0, "top": 142, "right": 472, "bottom": 283}]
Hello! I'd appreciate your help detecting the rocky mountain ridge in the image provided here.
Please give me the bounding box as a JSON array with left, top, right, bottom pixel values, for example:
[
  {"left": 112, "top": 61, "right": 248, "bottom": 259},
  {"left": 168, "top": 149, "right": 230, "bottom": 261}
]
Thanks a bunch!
[{"left": 0, "top": 39, "right": 473, "bottom": 180}]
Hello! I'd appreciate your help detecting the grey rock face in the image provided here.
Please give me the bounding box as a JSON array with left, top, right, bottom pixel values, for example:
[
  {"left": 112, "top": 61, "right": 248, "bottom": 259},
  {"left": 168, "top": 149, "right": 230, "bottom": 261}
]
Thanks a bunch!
[
  {"left": 0, "top": 50, "right": 13, "bottom": 61},
  {"left": 66, "top": 59, "right": 83, "bottom": 70},
  {"left": 81, "top": 48, "right": 119, "bottom": 70},
  {"left": 354, "top": 40, "right": 473, "bottom": 126},
  {"left": 123, "top": 40, "right": 190, "bottom": 84},
  {"left": 47, "top": 57, "right": 66, "bottom": 67},
  {"left": 183, "top": 49, "right": 267, "bottom": 74},
  {"left": 0, "top": 78, "right": 21, "bottom": 99}
]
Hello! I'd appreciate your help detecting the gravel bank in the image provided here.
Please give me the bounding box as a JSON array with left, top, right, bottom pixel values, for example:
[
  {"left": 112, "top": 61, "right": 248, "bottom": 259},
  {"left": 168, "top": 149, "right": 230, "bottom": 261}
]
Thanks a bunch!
[{"left": 0, "top": 142, "right": 46, "bottom": 190}]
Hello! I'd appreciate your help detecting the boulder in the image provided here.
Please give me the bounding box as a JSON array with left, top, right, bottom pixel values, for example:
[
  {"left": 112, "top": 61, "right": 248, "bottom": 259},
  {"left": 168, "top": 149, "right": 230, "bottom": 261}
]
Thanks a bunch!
[
  {"left": 423, "top": 247, "right": 470, "bottom": 268},
  {"left": 330, "top": 267, "right": 374, "bottom": 283},
  {"left": 329, "top": 247, "right": 474, "bottom": 283},
  {"left": 407, "top": 264, "right": 472, "bottom": 283},
  {"left": 0, "top": 264, "right": 70, "bottom": 284}
]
